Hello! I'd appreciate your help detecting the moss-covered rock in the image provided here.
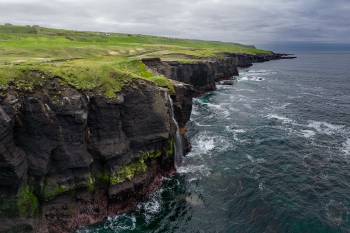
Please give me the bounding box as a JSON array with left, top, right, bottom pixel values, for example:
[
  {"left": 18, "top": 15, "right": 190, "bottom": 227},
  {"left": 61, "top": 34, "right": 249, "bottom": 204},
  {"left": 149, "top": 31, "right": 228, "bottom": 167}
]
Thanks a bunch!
[
  {"left": 17, "top": 186, "right": 39, "bottom": 218},
  {"left": 110, "top": 150, "right": 163, "bottom": 185},
  {"left": 42, "top": 182, "right": 71, "bottom": 202},
  {"left": 167, "top": 138, "right": 175, "bottom": 157},
  {"left": 110, "top": 159, "right": 148, "bottom": 185},
  {"left": 87, "top": 175, "right": 96, "bottom": 193}
]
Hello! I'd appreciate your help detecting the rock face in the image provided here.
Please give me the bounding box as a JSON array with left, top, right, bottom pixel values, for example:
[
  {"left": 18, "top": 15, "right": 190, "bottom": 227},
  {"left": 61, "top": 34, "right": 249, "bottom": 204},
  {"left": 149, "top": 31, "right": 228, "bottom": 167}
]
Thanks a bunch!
[
  {"left": 0, "top": 53, "right": 293, "bottom": 233},
  {"left": 143, "top": 58, "right": 238, "bottom": 95},
  {"left": 143, "top": 53, "right": 289, "bottom": 95},
  {"left": 0, "top": 79, "right": 191, "bottom": 233}
]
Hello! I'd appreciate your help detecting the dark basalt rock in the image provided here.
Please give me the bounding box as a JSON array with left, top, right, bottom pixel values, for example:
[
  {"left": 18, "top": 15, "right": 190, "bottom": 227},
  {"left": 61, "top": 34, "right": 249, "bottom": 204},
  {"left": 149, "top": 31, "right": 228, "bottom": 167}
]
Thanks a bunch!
[
  {"left": 143, "top": 58, "right": 239, "bottom": 95},
  {"left": 0, "top": 80, "right": 183, "bottom": 233},
  {"left": 143, "top": 53, "right": 290, "bottom": 95}
]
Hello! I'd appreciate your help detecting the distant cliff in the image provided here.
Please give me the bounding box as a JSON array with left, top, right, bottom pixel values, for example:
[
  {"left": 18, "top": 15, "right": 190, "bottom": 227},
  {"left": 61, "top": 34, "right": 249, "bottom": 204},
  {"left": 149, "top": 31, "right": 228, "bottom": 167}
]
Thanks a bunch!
[
  {"left": 143, "top": 53, "right": 288, "bottom": 95},
  {"left": 0, "top": 53, "right": 293, "bottom": 233}
]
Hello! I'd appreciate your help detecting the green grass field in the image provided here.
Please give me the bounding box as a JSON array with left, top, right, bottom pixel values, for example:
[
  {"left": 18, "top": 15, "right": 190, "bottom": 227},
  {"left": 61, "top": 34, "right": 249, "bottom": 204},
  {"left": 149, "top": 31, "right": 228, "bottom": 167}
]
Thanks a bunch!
[{"left": 0, "top": 24, "right": 272, "bottom": 97}]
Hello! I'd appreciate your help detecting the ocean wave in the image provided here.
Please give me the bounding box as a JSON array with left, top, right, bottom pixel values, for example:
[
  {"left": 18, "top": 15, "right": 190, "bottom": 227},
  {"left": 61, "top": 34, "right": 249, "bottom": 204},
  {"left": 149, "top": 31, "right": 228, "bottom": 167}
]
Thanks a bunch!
[
  {"left": 193, "top": 100, "right": 232, "bottom": 118},
  {"left": 239, "top": 76, "right": 265, "bottom": 82},
  {"left": 176, "top": 164, "right": 211, "bottom": 177},
  {"left": 307, "top": 120, "right": 345, "bottom": 135},
  {"left": 300, "top": 129, "right": 316, "bottom": 138},
  {"left": 190, "top": 131, "right": 231, "bottom": 156},
  {"left": 191, "top": 106, "right": 200, "bottom": 117},
  {"left": 274, "top": 103, "right": 291, "bottom": 110},
  {"left": 217, "top": 85, "right": 234, "bottom": 90},
  {"left": 192, "top": 133, "right": 215, "bottom": 153},
  {"left": 342, "top": 139, "right": 350, "bottom": 155},
  {"left": 246, "top": 154, "right": 254, "bottom": 163},
  {"left": 266, "top": 114, "right": 294, "bottom": 124},
  {"left": 225, "top": 126, "right": 248, "bottom": 142},
  {"left": 232, "top": 129, "right": 247, "bottom": 133},
  {"left": 137, "top": 191, "right": 162, "bottom": 224},
  {"left": 103, "top": 214, "right": 137, "bottom": 232},
  {"left": 240, "top": 69, "right": 276, "bottom": 76}
]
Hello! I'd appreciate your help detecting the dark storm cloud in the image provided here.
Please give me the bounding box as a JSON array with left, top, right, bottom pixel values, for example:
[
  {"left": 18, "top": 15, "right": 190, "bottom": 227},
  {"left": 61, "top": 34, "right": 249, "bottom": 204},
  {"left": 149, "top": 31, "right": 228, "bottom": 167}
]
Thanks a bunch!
[{"left": 0, "top": 0, "right": 349, "bottom": 44}]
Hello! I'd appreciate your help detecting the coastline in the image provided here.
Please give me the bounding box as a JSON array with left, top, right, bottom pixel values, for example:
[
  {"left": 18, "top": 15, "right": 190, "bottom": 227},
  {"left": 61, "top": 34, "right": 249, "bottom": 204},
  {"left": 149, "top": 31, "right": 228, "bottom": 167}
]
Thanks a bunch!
[{"left": 0, "top": 53, "right": 294, "bottom": 233}]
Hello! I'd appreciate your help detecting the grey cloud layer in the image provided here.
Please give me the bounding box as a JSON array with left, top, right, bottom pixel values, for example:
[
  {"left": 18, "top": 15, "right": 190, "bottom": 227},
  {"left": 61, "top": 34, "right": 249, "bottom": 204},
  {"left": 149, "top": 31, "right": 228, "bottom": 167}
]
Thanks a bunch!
[{"left": 0, "top": 0, "right": 349, "bottom": 44}]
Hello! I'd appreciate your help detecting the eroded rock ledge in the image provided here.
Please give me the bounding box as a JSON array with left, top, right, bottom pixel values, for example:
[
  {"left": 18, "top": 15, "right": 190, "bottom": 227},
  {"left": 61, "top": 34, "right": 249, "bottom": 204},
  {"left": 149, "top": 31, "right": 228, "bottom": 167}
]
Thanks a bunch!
[{"left": 0, "top": 53, "right": 292, "bottom": 233}]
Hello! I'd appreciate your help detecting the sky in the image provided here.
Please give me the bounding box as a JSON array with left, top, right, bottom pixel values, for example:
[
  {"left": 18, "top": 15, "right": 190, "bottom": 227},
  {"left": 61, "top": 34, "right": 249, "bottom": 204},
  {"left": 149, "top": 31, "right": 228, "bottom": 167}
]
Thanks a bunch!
[{"left": 0, "top": 0, "right": 349, "bottom": 50}]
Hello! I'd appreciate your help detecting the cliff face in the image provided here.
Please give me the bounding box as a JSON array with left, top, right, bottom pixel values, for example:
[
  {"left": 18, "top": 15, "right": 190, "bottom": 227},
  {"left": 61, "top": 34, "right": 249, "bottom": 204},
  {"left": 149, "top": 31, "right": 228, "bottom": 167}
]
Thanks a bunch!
[
  {"left": 0, "top": 78, "right": 194, "bottom": 233},
  {"left": 0, "top": 53, "right": 291, "bottom": 233},
  {"left": 143, "top": 58, "right": 238, "bottom": 95},
  {"left": 143, "top": 53, "right": 287, "bottom": 95}
]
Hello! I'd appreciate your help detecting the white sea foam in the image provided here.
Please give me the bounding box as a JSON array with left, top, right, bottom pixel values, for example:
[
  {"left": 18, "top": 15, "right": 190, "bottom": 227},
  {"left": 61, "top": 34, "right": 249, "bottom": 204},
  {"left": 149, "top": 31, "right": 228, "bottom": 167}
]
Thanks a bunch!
[
  {"left": 247, "top": 69, "right": 274, "bottom": 74},
  {"left": 242, "top": 69, "right": 276, "bottom": 76},
  {"left": 307, "top": 120, "right": 345, "bottom": 135},
  {"left": 176, "top": 164, "right": 211, "bottom": 177},
  {"left": 194, "top": 133, "right": 215, "bottom": 153},
  {"left": 266, "top": 114, "right": 294, "bottom": 124},
  {"left": 275, "top": 103, "right": 291, "bottom": 110},
  {"left": 225, "top": 126, "right": 247, "bottom": 142},
  {"left": 239, "top": 76, "right": 265, "bottom": 82},
  {"left": 190, "top": 131, "right": 231, "bottom": 156},
  {"left": 233, "top": 129, "right": 246, "bottom": 133},
  {"left": 300, "top": 130, "right": 316, "bottom": 138},
  {"left": 236, "top": 88, "right": 256, "bottom": 93},
  {"left": 256, "top": 158, "right": 266, "bottom": 164},
  {"left": 137, "top": 191, "right": 161, "bottom": 223},
  {"left": 258, "top": 182, "right": 264, "bottom": 191},
  {"left": 246, "top": 154, "right": 254, "bottom": 162},
  {"left": 103, "top": 214, "right": 137, "bottom": 231},
  {"left": 206, "top": 103, "right": 231, "bottom": 117},
  {"left": 191, "top": 106, "right": 200, "bottom": 116},
  {"left": 342, "top": 139, "right": 350, "bottom": 155}
]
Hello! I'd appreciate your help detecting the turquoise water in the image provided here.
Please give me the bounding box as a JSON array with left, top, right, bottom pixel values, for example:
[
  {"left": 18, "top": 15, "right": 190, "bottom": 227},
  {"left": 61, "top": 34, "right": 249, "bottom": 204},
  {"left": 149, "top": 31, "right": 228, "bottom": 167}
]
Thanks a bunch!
[{"left": 80, "top": 54, "right": 350, "bottom": 233}]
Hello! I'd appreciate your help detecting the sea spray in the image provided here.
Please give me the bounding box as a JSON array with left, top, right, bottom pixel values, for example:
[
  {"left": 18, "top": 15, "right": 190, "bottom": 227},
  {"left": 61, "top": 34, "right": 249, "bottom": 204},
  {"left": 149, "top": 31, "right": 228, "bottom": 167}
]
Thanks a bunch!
[{"left": 167, "top": 95, "right": 183, "bottom": 168}]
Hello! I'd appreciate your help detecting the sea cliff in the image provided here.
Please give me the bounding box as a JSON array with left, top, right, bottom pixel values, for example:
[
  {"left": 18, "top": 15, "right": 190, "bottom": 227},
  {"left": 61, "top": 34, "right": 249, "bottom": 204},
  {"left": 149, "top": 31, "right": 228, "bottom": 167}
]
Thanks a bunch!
[{"left": 0, "top": 53, "right": 291, "bottom": 233}]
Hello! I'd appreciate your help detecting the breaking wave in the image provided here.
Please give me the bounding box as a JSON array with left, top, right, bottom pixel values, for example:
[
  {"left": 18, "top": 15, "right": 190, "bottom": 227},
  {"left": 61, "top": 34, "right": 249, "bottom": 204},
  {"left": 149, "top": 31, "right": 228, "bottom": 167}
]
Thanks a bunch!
[
  {"left": 307, "top": 120, "right": 345, "bottom": 135},
  {"left": 240, "top": 76, "right": 265, "bottom": 82}
]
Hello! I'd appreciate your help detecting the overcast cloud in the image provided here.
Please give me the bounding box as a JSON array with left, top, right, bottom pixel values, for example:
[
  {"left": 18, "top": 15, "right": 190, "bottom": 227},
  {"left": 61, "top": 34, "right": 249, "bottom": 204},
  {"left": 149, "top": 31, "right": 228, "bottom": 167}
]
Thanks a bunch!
[{"left": 0, "top": 0, "right": 349, "bottom": 45}]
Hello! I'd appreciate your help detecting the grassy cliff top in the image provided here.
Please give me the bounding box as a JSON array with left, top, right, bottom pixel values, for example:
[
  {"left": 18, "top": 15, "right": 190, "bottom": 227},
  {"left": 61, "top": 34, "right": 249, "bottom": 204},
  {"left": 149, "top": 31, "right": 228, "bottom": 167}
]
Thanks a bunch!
[{"left": 0, "top": 24, "right": 272, "bottom": 97}]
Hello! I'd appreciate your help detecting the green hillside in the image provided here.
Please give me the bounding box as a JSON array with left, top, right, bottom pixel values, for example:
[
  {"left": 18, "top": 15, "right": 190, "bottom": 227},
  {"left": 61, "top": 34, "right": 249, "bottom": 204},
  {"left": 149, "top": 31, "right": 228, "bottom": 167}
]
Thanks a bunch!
[{"left": 0, "top": 24, "right": 272, "bottom": 97}]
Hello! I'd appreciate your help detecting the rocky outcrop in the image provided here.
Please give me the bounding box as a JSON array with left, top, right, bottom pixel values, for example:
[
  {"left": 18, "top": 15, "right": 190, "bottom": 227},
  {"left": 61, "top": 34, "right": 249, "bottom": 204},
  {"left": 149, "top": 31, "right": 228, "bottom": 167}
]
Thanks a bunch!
[
  {"left": 143, "top": 58, "right": 238, "bottom": 95},
  {"left": 0, "top": 78, "right": 191, "bottom": 233},
  {"left": 143, "top": 53, "right": 292, "bottom": 94}
]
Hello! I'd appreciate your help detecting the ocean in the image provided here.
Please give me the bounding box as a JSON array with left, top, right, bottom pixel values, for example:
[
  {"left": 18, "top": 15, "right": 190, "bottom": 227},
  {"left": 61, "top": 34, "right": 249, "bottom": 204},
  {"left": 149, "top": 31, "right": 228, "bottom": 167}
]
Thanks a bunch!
[{"left": 80, "top": 53, "right": 350, "bottom": 233}]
